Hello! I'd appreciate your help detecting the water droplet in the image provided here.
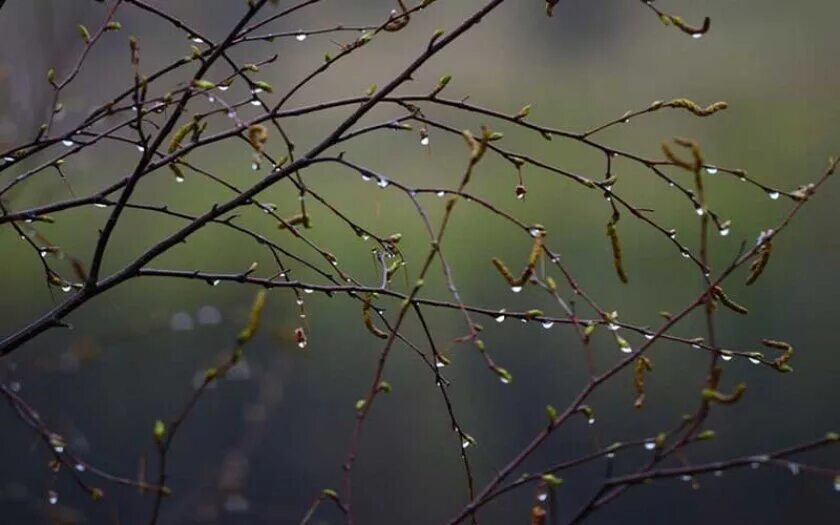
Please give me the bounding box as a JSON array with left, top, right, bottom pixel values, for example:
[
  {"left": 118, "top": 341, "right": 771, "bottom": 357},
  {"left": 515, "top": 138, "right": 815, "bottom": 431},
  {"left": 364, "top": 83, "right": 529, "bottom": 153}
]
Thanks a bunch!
[
  {"left": 691, "top": 344, "right": 701, "bottom": 350},
  {"left": 680, "top": 250, "right": 690, "bottom": 259},
  {"left": 218, "top": 85, "right": 229, "bottom": 91},
  {"left": 541, "top": 321, "right": 554, "bottom": 329},
  {"left": 495, "top": 310, "right": 506, "bottom": 323},
  {"left": 606, "top": 452, "right": 616, "bottom": 459},
  {"left": 667, "top": 230, "right": 677, "bottom": 239},
  {"left": 435, "top": 358, "right": 447, "bottom": 368},
  {"left": 175, "top": 175, "right": 185, "bottom": 183},
  {"left": 768, "top": 191, "right": 780, "bottom": 200},
  {"left": 48, "top": 491, "right": 58, "bottom": 505},
  {"left": 691, "top": 33, "right": 703, "bottom": 39},
  {"left": 461, "top": 437, "right": 473, "bottom": 449},
  {"left": 377, "top": 178, "right": 389, "bottom": 188},
  {"left": 136, "top": 145, "right": 145, "bottom": 152},
  {"left": 620, "top": 345, "right": 632, "bottom": 354},
  {"left": 500, "top": 376, "right": 511, "bottom": 384},
  {"left": 53, "top": 445, "right": 64, "bottom": 454},
  {"left": 62, "top": 139, "right": 74, "bottom": 147},
  {"left": 297, "top": 340, "right": 307, "bottom": 349},
  {"left": 60, "top": 284, "right": 72, "bottom": 293},
  {"left": 748, "top": 356, "right": 761, "bottom": 365},
  {"left": 714, "top": 470, "right": 724, "bottom": 477},
  {"left": 607, "top": 323, "right": 619, "bottom": 331},
  {"left": 296, "top": 32, "right": 307, "bottom": 42},
  {"left": 420, "top": 136, "right": 430, "bottom": 146},
  {"left": 303, "top": 288, "right": 314, "bottom": 294},
  {"left": 74, "top": 463, "right": 86, "bottom": 472},
  {"left": 695, "top": 207, "right": 705, "bottom": 216},
  {"left": 39, "top": 250, "right": 47, "bottom": 258},
  {"left": 190, "top": 36, "right": 204, "bottom": 43},
  {"left": 705, "top": 166, "right": 718, "bottom": 175},
  {"left": 250, "top": 99, "right": 261, "bottom": 106},
  {"left": 537, "top": 492, "right": 548, "bottom": 502},
  {"left": 510, "top": 286, "right": 522, "bottom": 293},
  {"left": 719, "top": 227, "right": 730, "bottom": 237},
  {"left": 251, "top": 162, "right": 259, "bottom": 171},
  {"left": 788, "top": 462, "right": 800, "bottom": 476},
  {"left": 529, "top": 228, "right": 544, "bottom": 238},
  {"left": 721, "top": 354, "right": 733, "bottom": 361},
  {"left": 3, "top": 156, "right": 14, "bottom": 162},
  {"left": 587, "top": 417, "right": 595, "bottom": 425},
  {"left": 644, "top": 333, "right": 655, "bottom": 340},
  {"left": 739, "top": 176, "right": 747, "bottom": 182},
  {"left": 436, "top": 191, "right": 445, "bottom": 197},
  {"left": 681, "top": 474, "right": 692, "bottom": 481},
  {"left": 644, "top": 441, "right": 656, "bottom": 451},
  {"left": 251, "top": 88, "right": 263, "bottom": 95},
  {"left": 207, "top": 95, "right": 215, "bottom": 103},
  {"left": 296, "top": 299, "right": 304, "bottom": 306}
]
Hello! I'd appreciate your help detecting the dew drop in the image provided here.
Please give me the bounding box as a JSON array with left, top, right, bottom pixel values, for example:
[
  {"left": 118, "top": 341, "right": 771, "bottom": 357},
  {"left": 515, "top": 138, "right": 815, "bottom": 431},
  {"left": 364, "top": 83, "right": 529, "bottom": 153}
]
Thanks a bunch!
[
  {"left": 748, "top": 356, "right": 761, "bottom": 365},
  {"left": 705, "top": 166, "right": 718, "bottom": 175},
  {"left": 691, "top": 33, "right": 703, "bottom": 39},
  {"left": 436, "top": 191, "right": 445, "bottom": 197},
  {"left": 175, "top": 175, "right": 185, "bottom": 183},
  {"left": 768, "top": 191, "right": 780, "bottom": 200},
  {"left": 75, "top": 463, "right": 86, "bottom": 472},
  {"left": 537, "top": 492, "right": 548, "bottom": 502},
  {"left": 420, "top": 136, "right": 430, "bottom": 146},
  {"left": 377, "top": 178, "right": 389, "bottom": 188},
  {"left": 3, "top": 156, "right": 14, "bottom": 162},
  {"left": 788, "top": 462, "right": 800, "bottom": 476},
  {"left": 499, "top": 376, "right": 511, "bottom": 384},
  {"left": 211, "top": 279, "right": 220, "bottom": 287},
  {"left": 541, "top": 321, "right": 554, "bottom": 329},
  {"left": 360, "top": 172, "right": 372, "bottom": 182},
  {"left": 495, "top": 310, "right": 506, "bottom": 323},
  {"left": 721, "top": 354, "right": 733, "bottom": 361},
  {"left": 620, "top": 345, "right": 633, "bottom": 354},
  {"left": 681, "top": 474, "right": 692, "bottom": 482},
  {"left": 296, "top": 32, "right": 307, "bottom": 42},
  {"left": 190, "top": 36, "right": 204, "bottom": 44},
  {"left": 39, "top": 250, "right": 47, "bottom": 258},
  {"left": 9, "top": 381, "right": 21, "bottom": 392},
  {"left": 251, "top": 88, "right": 263, "bottom": 95},
  {"left": 297, "top": 340, "right": 307, "bottom": 349},
  {"left": 834, "top": 477, "right": 840, "bottom": 492},
  {"left": 136, "top": 145, "right": 145, "bottom": 152},
  {"left": 529, "top": 228, "right": 544, "bottom": 238},
  {"left": 62, "top": 139, "right": 74, "bottom": 147},
  {"left": 48, "top": 491, "right": 58, "bottom": 505},
  {"left": 360, "top": 234, "right": 370, "bottom": 241},
  {"left": 295, "top": 299, "right": 304, "bottom": 306},
  {"left": 644, "top": 441, "right": 656, "bottom": 451},
  {"left": 607, "top": 323, "right": 619, "bottom": 331},
  {"left": 461, "top": 437, "right": 473, "bottom": 449},
  {"left": 207, "top": 95, "right": 215, "bottom": 103},
  {"left": 680, "top": 250, "right": 690, "bottom": 259},
  {"left": 691, "top": 344, "right": 701, "bottom": 350},
  {"left": 510, "top": 286, "right": 522, "bottom": 293},
  {"left": 218, "top": 85, "right": 229, "bottom": 91},
  {"left": 250, "top": 99, "right": 261, "bottom": 106},
  {"left": 719, "top": 227, "right": 730, "bottom": 237},
  {"left": 587, "top": 417, "right": 595, "bottom": 425},
  {"left": 606, "top": 452, "right": 616, "bottom": 459},
  {"left": 303, "top": 288, "right": 314, "bottom": 294},
  {"left": 60, "top": 284, "right": 72, "bottom": 293},
  {"left": 53, "top": 445, "right": 64, "bottom": 454},
  {"left": 695, "top": 207, "right": 705, "bottom": 216},
  {"left": 251, "top": 162, "right": 259, "bottom": 171},
  {"left": 644, "top": 333, "right": 655, "bottom": 340}
]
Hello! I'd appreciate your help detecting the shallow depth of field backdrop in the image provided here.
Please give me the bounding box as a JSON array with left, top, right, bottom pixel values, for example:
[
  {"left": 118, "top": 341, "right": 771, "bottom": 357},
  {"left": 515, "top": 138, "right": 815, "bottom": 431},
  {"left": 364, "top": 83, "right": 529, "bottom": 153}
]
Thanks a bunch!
[{"left": 1, "top": 1, "right": 839, "bottom": 524}]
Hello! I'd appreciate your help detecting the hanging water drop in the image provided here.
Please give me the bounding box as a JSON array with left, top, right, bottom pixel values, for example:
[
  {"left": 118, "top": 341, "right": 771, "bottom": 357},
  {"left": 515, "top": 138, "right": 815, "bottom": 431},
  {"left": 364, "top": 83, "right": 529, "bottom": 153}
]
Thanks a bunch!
[
  {"left": 680, "top": 250, "right": 690, "bottom": 259},
  {"left": 303, "top": 288, "right": 314, "bottom": 294},
  {"left": 436, "top": 191, "right": 445, "bottom": 197},
  {"left": 495, "top": 310, "right": 506, "bottom": 323},
  {"left": 537, "top": 491, "right": 548, "bottom": 502},
  {"left": 377, "top": 178, "right": 389, "bottom": 188},
  {"left": 720, "top": 354, "right": 733, "bottom": 361},
  {"left": 62, "top": 139, "right": 74, "bottom": 147},
  {"left": 644, "top": 333, "right": 655, "bottom": 340},
  {"left": 137, "top": 145, "right": 145, "bottom": 152},
  {"left": 60, "top": 284, "right": 72, "bottom": 293},
  {"left": 296, "top": 32, "right": 307, "bottom": 42},
  {"left": 295, "top": 299, "right": 304, "bottom": 306},
  {"left": 175, "top": 174, "right": 185, "bottom": 183},
  {"left": 75, "top": 463, "right": 86, "bottom": 472},
  {"left": 420, "top": 136, "right": 430, "bottom": 146},
  {"left": 644, "top": 441, "right": 656, "bottom": 451},
  {"left": 541, "top": 321, "right": 554, "bottom": 329},
  {"left": 607, "top": 323, "right": 619, "bottom": 331},
  {"left": 692, "top": 33, "right": 703, "bottom": 39},
  {"left": 719, "top": 227, "right": 730, "bottom": 237},
  {"left": 211, "top": 279, "right": 221, "bottom": 287},
  {"left": 768, "top": 191, "right": 780, "bottom": 200},
  {"left": 705, "top": 166, "right": 718, "bottom": 175},
  {"left": 587, "top": 417, "right": 595, "bottom": 425},
  {"left": 48, "top": 491, "right": 58, "bottom": 505},
  {"left": 250, "top": 99, "right": 261, "bottom": 106},
  {"left": 748, "top": 356, "right": 761, "bottom": 365},
  {"left": 788, "top": 462, "right": 800, "bottom": 476},
  {"left": 218, "top": 84, "right": 229, "bottom": 91},
  {"left": 510, "top": 286, "right": 522, "bottom": 293},
  {"left": 695, "top": 207, "right": 705, "bottom": 216}
]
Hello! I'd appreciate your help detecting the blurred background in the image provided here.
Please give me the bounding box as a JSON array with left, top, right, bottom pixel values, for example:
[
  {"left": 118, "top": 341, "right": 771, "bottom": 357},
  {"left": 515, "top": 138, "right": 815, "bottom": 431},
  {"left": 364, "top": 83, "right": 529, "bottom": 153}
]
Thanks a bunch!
[{"left": 1, "top": 1, "right": 839, "bottom": 523}]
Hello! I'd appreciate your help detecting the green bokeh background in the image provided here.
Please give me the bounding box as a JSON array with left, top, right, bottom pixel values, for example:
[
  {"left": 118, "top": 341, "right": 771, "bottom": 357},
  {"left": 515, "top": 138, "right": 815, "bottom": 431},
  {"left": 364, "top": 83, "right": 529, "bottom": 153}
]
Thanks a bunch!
[{"left": 1, "top": 1, "right": 838, "bottom": 524}]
